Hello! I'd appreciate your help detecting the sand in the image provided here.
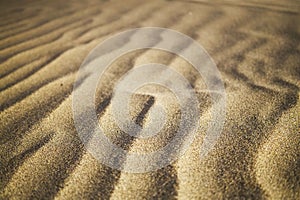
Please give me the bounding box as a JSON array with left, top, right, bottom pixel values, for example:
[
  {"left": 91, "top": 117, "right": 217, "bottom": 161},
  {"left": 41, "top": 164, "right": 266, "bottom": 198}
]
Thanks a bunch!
[{"left": 0, "top": 0, "right": 299, "bottom": 199}]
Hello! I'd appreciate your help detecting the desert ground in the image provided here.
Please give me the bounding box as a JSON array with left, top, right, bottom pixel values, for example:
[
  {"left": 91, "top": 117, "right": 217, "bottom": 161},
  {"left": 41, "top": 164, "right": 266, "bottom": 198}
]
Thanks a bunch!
[{"left": 0, "top": 0, "right": 299, "bottom": 199}]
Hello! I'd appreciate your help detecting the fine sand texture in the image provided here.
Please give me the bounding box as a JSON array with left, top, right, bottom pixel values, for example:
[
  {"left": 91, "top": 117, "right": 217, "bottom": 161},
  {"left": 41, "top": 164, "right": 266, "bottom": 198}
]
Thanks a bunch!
[{"left": 0, "top": 0, "right": 299, "bottom": 199}]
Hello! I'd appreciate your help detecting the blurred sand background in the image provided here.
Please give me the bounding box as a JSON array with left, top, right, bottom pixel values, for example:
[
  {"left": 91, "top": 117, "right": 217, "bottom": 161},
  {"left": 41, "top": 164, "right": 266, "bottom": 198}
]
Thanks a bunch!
[{"left": 0, "top": 0, "right": 299, "bottom": 199}]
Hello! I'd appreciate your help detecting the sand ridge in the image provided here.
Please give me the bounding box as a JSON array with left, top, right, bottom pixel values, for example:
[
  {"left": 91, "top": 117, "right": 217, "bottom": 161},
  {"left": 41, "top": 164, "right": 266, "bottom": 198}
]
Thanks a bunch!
[{"left": 0, "top": 0, "right": 299, "bottom": 199}]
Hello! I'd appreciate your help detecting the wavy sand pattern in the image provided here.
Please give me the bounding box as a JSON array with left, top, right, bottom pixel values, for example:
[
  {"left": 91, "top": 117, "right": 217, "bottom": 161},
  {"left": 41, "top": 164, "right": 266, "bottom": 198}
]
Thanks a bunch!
[{"left": 0, "top": 0, "right": 299, "bottom": 199}]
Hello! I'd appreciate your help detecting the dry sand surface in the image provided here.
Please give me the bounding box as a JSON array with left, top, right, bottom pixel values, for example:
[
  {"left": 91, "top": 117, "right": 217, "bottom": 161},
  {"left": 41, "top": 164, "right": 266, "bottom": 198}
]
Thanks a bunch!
[{"left": 0, "top": 0, "right": 300, "bottom": 199}]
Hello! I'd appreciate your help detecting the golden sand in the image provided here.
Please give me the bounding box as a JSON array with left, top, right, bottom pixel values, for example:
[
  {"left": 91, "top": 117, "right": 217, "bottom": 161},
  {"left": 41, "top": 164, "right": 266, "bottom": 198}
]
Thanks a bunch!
[{"left": 0, "top": 0, "right": 299, "bottom": 199}]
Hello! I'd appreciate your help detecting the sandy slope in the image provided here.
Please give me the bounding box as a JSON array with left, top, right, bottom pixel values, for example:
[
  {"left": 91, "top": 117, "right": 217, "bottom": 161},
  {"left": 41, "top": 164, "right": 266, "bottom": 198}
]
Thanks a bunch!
[{"left": 0, "top": 0, "right": 299, "bottom": 199}]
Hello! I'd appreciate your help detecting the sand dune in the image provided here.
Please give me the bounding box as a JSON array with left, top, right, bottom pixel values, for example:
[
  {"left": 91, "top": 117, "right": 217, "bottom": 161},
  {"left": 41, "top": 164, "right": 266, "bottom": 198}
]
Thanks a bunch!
[{"left": 0, "top": 0, "right": 299, "bottom": 199}]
